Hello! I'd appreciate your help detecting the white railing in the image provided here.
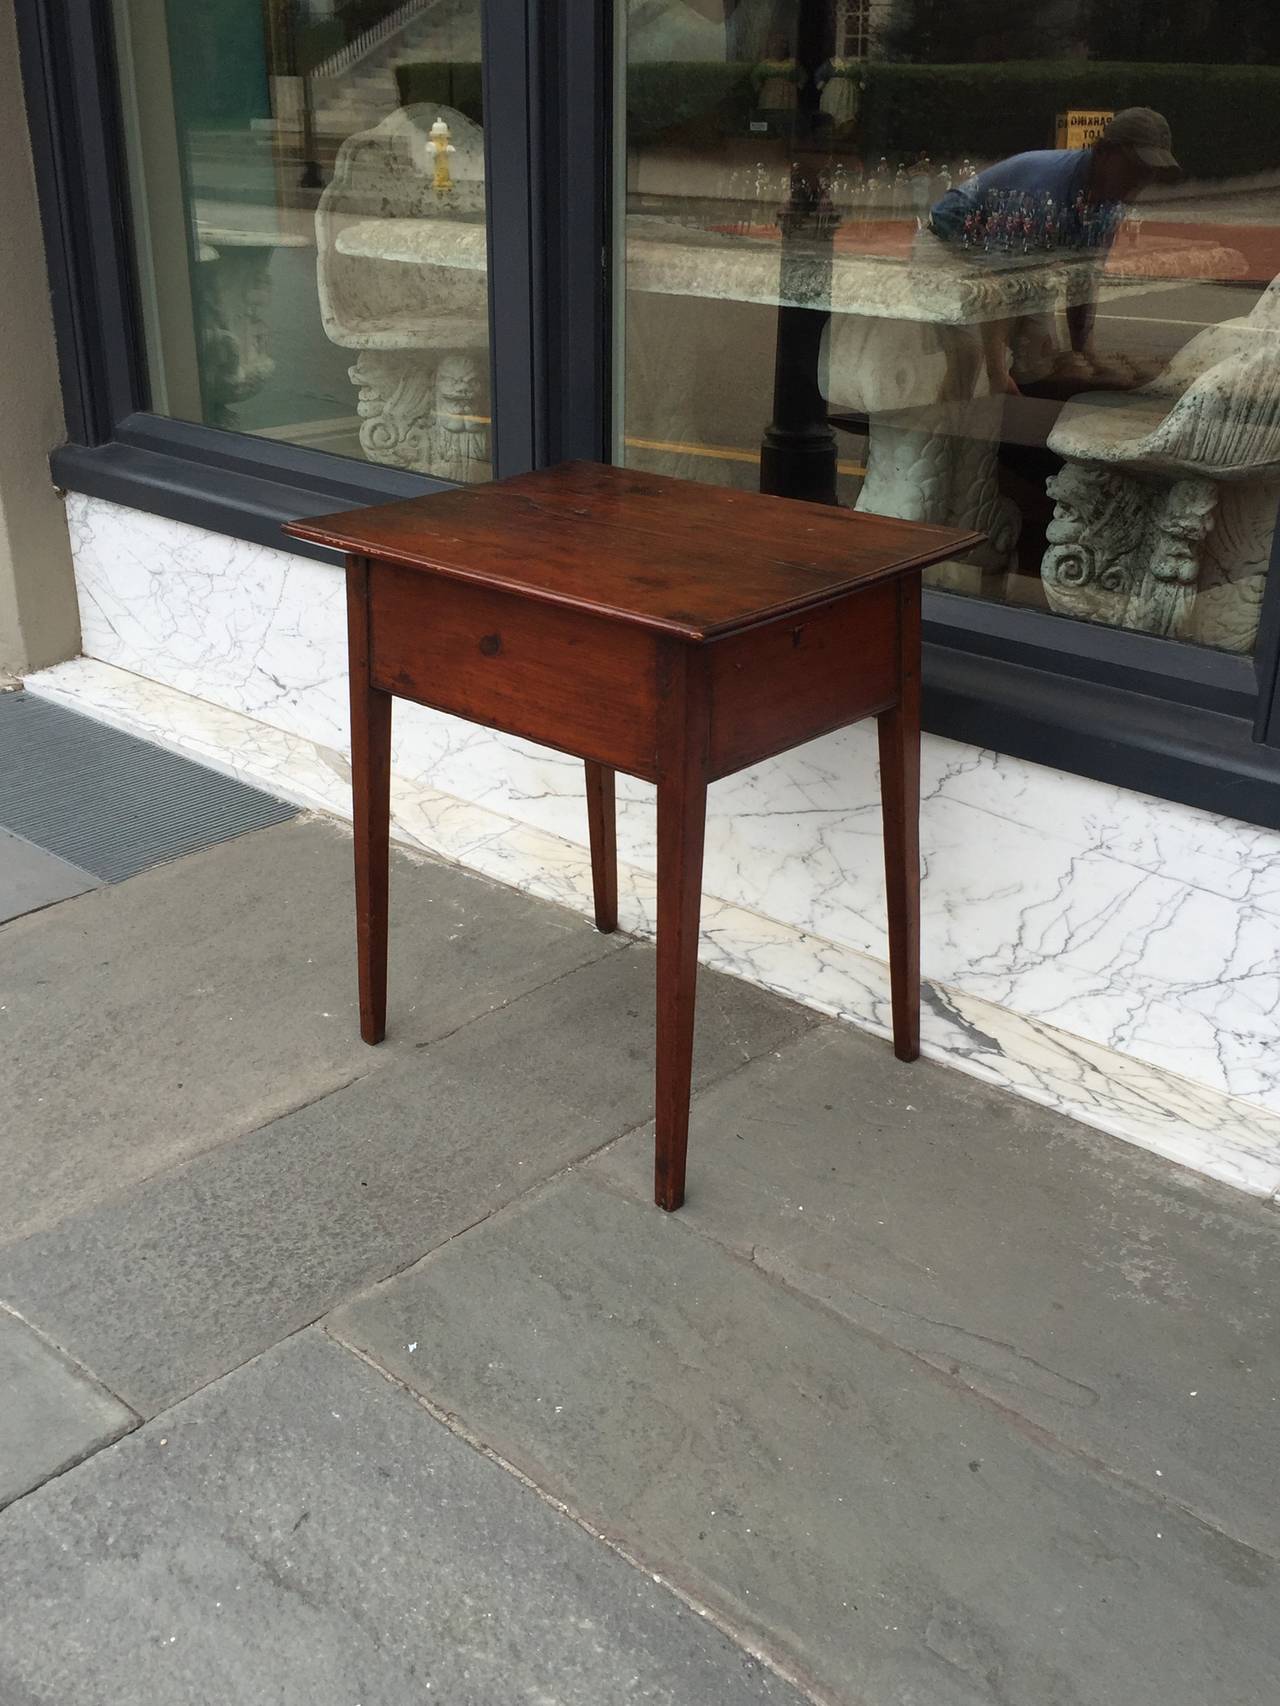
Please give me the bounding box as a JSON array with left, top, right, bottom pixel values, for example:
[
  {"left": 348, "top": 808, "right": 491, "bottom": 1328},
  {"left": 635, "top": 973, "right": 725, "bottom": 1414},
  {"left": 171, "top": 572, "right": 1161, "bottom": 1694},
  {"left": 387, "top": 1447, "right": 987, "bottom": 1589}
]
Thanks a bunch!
[{"left": 312, "top": 0, "right": 435, "bottom": 82}]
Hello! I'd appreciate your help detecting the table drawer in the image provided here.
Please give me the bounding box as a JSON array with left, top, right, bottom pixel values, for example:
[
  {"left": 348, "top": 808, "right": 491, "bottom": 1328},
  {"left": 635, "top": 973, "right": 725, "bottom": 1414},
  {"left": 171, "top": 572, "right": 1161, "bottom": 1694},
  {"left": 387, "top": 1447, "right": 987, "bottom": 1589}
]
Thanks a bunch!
[{"left": 368, "top": 563, "right": 661, "bottom": 777}]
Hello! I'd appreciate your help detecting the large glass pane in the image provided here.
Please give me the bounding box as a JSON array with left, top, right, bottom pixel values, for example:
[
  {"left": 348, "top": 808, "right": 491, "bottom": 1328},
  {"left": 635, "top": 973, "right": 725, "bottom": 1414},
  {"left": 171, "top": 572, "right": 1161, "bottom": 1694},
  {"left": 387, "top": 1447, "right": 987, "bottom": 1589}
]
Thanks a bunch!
[
  {"left": 113, "top": 0, "right": 491, "bottom": 481},
  {"left": 615, "top": 1, "right": 1280, "bottom": 655}
]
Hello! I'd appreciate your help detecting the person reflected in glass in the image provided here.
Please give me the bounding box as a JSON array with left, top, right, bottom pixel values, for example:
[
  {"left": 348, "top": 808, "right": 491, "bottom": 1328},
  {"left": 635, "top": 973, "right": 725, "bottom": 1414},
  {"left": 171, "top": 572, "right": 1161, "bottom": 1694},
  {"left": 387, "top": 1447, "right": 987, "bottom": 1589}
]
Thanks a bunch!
[{"left": 925, "top": 108, "right": 1181, "bottom": 396}]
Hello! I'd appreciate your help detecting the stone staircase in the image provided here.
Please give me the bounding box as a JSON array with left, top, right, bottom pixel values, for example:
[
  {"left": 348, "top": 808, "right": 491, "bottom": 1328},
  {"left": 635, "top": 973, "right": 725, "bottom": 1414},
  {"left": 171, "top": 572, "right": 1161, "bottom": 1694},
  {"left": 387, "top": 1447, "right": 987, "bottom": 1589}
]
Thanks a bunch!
[{"left": 311, "top": 0, "right": 481, "bottom": 140}]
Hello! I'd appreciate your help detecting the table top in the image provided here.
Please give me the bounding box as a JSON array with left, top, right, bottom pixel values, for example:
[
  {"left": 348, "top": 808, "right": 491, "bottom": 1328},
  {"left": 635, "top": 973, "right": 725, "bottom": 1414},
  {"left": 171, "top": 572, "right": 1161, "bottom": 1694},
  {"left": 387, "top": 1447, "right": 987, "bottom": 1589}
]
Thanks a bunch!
[{"left": 285, "top": 462, "right": 981, "bottom": 641}]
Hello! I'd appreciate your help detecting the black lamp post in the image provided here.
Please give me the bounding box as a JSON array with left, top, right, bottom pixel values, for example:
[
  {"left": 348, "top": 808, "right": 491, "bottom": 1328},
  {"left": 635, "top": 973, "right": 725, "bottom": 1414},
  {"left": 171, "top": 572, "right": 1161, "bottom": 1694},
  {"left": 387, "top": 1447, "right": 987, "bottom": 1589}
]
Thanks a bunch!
[
  {"left": 759, "top": 0, "right": 840, "bottom": 505},
  {"left": 273, "top": 0, "right": 323, "bottom": 189}
]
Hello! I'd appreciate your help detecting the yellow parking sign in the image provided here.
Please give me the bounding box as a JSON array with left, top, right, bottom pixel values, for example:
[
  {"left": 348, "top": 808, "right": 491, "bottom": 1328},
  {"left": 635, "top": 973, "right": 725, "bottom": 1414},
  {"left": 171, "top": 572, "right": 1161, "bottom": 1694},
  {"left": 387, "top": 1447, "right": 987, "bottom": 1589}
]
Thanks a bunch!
[{"left": 1055, "top": 110, "right": 1113, "bottom": 149}]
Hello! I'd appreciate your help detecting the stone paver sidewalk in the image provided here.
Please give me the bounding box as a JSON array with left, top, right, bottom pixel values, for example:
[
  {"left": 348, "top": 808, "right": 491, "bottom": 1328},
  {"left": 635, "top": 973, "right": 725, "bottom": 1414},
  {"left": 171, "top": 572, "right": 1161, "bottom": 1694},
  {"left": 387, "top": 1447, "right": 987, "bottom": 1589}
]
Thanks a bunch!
[{"left": 2, "top": 815, "right": 1277, "bottom": 1705}]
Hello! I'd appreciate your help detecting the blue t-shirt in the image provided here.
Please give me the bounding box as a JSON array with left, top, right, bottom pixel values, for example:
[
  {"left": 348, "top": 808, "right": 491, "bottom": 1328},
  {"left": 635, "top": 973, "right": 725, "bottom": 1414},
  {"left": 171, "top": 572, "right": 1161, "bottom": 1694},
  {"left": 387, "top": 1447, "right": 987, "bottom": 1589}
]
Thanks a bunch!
[{"left": 929, "top": 149, "right": 1120, "bottom": 253}]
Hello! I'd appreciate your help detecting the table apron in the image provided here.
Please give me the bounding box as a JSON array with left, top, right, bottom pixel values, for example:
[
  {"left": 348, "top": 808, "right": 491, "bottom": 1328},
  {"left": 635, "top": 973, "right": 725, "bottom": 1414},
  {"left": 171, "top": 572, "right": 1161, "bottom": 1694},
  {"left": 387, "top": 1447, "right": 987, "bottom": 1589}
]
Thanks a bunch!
[
  {"left": 706, "top": 580, "right": 902, "bottom": 779},
  {"left": 366, "top": 562, "right": 663, "bottom": 778}
]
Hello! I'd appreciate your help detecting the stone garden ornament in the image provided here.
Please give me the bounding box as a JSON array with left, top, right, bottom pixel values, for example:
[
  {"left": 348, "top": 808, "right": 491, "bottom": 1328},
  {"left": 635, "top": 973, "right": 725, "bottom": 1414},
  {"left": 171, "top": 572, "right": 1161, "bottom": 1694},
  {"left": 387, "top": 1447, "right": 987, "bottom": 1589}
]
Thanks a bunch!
[
  {"left": 1043, "top": 276, "right": 1280, "bottom": 653},
  {"left": 316, "top": 103, "right": 491, "bottom": 483}
]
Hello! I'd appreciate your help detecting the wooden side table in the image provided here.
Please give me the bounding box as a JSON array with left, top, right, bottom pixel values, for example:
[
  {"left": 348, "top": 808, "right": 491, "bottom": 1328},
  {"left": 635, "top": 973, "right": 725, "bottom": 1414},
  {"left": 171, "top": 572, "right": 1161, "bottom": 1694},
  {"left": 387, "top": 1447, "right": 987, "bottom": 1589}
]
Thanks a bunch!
[{"left": 287, "top": 462, "right": 980, "bottom": 1210}]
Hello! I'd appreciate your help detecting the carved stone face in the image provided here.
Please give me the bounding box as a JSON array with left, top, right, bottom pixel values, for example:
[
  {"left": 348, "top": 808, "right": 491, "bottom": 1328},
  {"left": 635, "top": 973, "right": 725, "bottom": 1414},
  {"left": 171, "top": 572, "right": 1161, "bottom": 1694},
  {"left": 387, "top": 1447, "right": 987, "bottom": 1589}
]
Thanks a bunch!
[{"left": 434, "top": 354, "right": 482, "bottom": 432}]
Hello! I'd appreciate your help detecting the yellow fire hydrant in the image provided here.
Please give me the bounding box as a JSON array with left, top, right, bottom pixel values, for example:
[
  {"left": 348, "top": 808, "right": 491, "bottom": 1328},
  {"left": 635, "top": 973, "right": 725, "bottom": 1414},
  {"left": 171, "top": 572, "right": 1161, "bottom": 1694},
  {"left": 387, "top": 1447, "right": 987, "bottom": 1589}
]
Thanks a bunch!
[{"left": 429, "top": 116, "right": 456, "bottom": 194}]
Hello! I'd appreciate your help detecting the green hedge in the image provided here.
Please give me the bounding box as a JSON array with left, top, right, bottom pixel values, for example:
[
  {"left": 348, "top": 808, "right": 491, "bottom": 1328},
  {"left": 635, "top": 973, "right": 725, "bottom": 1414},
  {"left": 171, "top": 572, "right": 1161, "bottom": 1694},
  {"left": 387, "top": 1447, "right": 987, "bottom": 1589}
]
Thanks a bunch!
[
  {"left": 396, "top": 60, "right": 754, "bottom": 145},
  {"left": 394, "top": 60, "right": 1280, "bottom": 178},
  {"left": 296, "top": 19, "right": 345, "bottom": 76},
  {"left": 625, "top": 61, "right": 754, "bottom": 146},
  {"left": 856, "top": 62, "right": 1280, "bottom": 179},
  {"left": 394, "top": 61, "right": 485, "bottom": 126}
]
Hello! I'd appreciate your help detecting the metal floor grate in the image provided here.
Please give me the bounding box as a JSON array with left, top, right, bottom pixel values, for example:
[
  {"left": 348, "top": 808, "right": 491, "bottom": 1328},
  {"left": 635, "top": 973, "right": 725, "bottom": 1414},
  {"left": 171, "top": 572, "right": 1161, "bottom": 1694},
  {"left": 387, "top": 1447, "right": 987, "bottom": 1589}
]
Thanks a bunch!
[{"left": 0, "top": 691, "right": 297, "bottom": 883}]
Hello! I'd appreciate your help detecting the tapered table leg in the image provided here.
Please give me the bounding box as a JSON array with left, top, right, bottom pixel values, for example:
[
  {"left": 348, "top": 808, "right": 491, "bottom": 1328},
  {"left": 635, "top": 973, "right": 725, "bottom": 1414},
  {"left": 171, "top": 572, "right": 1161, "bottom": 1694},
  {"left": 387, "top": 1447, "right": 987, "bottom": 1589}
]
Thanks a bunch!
[
  {"left": 346, "top": 556, "right": 392, "bottom": 1046},
  {"left": 654, "top": 740, "right": 708, "bottom": 1212},
  {"left": 584, "top": 761, "right": 618, "bottom": 934},
  {"left": 877, "top": 574, "right": 922, "bottom": 1062}
]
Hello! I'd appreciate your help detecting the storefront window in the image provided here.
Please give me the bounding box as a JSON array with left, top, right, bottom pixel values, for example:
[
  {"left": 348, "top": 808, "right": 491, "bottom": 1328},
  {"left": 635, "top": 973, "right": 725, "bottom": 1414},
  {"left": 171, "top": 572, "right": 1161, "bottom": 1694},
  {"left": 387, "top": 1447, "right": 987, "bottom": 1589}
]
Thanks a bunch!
[
  {"left": 616, "top": 0, "right": 1280, "bottom": 656},
  {"left": 112, "top": 0, "right": 491, "bottom": 481}
]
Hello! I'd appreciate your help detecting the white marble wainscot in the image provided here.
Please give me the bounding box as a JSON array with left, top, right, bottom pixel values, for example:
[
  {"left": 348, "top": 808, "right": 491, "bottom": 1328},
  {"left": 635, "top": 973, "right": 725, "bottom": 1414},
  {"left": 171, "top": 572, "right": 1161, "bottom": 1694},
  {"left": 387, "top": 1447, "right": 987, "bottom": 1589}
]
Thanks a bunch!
[
  {"left": 27, "top": 654, "right": 1280, "bottom": 1203},
  {"left": 61, "top": 492, "right": 1280, "bottom": 1172}
]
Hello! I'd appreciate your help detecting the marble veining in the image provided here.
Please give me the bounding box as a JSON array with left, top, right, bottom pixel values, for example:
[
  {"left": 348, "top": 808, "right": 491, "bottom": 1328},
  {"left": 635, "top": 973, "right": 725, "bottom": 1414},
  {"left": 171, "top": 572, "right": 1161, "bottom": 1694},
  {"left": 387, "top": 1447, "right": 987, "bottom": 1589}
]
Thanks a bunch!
[{"left": 63, "top": 492, "right": 1280, "bottom": 1127}]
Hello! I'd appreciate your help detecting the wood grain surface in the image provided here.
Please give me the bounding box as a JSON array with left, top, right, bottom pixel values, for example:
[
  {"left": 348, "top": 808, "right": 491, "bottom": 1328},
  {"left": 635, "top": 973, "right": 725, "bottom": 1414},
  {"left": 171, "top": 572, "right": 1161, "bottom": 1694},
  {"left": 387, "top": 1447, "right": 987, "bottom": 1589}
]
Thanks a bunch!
[{"left": 286, "top": 461, "right": 980, "bottom": 641}]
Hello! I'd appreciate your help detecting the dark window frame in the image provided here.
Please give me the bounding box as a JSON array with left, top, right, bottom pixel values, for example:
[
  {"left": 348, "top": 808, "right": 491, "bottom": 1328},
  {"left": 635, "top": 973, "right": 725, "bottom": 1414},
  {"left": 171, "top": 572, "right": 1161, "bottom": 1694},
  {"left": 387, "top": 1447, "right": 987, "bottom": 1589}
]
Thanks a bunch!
[{"left": 16, "top": 0, "right": 1280, "bottom": 827}]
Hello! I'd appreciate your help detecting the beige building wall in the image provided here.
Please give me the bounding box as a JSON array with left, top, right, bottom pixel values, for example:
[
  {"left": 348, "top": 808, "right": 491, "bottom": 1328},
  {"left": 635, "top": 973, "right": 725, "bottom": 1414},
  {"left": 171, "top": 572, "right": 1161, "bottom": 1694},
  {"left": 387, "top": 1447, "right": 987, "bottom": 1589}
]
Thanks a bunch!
[{"left": 0, "top": 0, "right": 80, "bottom": 680}]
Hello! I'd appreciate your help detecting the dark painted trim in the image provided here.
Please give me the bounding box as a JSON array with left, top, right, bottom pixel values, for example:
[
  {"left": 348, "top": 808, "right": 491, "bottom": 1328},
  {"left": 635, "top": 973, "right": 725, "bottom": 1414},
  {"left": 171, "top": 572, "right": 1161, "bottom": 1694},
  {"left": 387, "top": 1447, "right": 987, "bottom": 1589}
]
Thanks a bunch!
[
  {"left": 113, "top": 412, "right": 436, "bottom": 499},
  {"left": 481, "top": 0, "right": 541, "bottom": 475},
  {"left": 14, "top": 0, "right": 147, "bottom": 439},
  {"left": 541, "top": 0, "right": 612, "bottom": 464},
  {"left": 925, "top": 643, "right": 1280, "bottom": 829},
  {"left": 51, "top": 417, "right": 445, "bottom": 564},
  {"left": 924, "top": 588, "right": 1256, "bottom": 720},
  {"left": 1251, "top": 511, "right": 1280, "bottom": 745}
]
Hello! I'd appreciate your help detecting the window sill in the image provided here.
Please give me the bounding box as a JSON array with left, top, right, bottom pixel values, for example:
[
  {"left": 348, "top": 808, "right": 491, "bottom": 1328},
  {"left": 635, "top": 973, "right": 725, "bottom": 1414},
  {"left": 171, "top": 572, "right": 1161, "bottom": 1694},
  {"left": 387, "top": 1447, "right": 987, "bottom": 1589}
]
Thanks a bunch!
[
  {"left": 926, "top": 644, "right": 1280, "bottom": 830},
  {"left": 51, "top": 419, "right": 441, "bottom": 566}
]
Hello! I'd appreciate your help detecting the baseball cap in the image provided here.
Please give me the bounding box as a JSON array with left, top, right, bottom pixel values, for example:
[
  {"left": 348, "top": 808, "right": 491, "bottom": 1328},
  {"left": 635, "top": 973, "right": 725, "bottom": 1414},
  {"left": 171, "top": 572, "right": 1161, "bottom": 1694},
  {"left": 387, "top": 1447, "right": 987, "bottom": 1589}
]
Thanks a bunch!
[{"left": 1101, "top": 108, "right": 1181, "bottom": 177}]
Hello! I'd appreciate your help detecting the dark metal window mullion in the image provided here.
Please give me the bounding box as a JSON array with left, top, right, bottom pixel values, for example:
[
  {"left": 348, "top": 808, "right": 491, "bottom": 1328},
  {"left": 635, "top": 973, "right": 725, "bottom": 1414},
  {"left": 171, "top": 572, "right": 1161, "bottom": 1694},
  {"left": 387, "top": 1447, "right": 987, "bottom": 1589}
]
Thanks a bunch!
[
  {"left": 481, "top": 0, "right": 541, "bottom": 477},
  {"left": 1251, "top": 524, "right": 1280, "bottom": 746},
  {"left": 539, "top": 0, "right": 612, "bottom": 467},
  {"left": 14, "top": 0, "right": 148, "bottom": 443},
  {"left": 482, "top": 0, "right": 611, "bottom": 476}
]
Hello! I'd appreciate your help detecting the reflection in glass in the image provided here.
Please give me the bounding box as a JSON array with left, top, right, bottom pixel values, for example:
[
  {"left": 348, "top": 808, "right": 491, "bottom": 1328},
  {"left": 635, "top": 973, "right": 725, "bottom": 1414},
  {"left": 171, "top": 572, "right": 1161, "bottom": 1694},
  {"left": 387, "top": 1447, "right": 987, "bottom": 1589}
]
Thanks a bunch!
[
  {"left": 113, "top": 0, "right": 489, "bottom": 479},
  {"left": 616, "top": 0, "right": 1280, "bottom": 655}
]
